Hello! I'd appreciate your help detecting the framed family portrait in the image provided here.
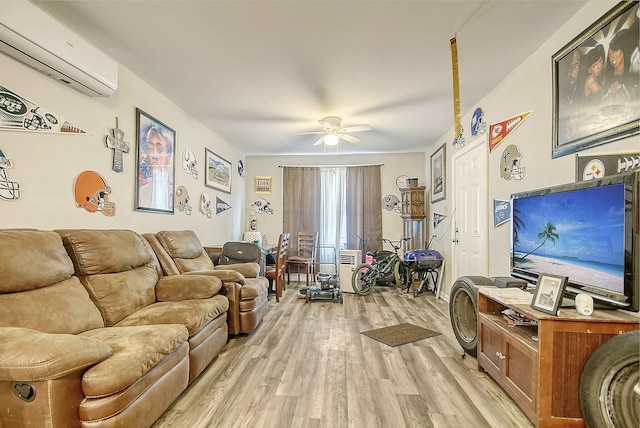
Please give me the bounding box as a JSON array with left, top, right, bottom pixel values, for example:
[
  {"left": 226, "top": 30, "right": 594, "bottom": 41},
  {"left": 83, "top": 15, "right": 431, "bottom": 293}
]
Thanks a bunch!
[
  {"left": 552, "top": 1, "right": 639, "bottom": 158},
  {"left": 205, "top": 148, "right": 231, "bottom": 193},
  {"left": 430, "top": 143, "right": 446, "bottom": 203},
  {"left": 254, "top": 176, "right": 272, "bottom": 194},
  {"left": 135, "top": 108, "right": 176, "bottom": 214},
  {"left": 531, "top": 273, "right": 568, "bottom": 315}
]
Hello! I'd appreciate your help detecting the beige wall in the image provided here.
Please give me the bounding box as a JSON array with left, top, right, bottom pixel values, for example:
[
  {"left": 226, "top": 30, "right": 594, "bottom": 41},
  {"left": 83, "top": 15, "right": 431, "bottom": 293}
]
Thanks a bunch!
[
  {"left": 0, "top": 56, "right": 246, "bottom": 246},
  {"left": 428, "top": 0, "right": 640, "bottom": 299},
  {"left": 244, "top": 152, "right": 426, "bottom": 248}
]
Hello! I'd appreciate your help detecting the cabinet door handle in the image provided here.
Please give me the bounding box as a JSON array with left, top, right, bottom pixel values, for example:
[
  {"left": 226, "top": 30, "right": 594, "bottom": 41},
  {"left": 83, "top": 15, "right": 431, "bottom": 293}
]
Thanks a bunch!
[{"left": 495, "top": 351, "right": 506, "bottom": 360}]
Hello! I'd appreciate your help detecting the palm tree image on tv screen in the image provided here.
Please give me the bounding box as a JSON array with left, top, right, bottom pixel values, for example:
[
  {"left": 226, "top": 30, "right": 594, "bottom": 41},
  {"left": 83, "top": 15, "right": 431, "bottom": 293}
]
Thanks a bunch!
[{"left": 512, "top": 185, "right": 624, "bottom": 294}]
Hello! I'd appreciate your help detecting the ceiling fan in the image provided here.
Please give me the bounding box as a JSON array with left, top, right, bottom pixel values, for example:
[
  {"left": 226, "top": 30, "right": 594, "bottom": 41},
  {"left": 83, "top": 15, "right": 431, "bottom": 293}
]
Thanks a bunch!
[{"left": 295, "top": 116, "right": 372, "bottom": 146}]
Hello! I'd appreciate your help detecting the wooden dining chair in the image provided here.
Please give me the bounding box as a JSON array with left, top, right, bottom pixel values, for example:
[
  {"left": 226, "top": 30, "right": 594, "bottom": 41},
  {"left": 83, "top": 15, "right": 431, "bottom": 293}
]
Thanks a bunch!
[
  {"left": 286, "top": 231, "right": 318, "bottom": 286},
  {"left": 265, "top": 233, "right": 289, "bottom": 302}
]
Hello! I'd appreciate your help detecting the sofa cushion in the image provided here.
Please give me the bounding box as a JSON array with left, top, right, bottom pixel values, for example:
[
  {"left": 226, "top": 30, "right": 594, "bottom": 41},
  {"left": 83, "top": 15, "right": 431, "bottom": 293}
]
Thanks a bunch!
[
  {"left": 80, "top": 265, "right": 158, "bottom": 327},
  {"left": 0, "top": 277, "right": 105, "bottom": 334},
  {"left": 59, "top": 229, "right": 153, "bottom": 276},
  {"left": 0, "top": 230, "right": 74, "bottom": 293},
  {"left": 115, "top": 296, "right": 229, "bottom": 337},
  {"left": 59, "top": 230, "right": 160, "bottom": 326},
  {"left": 0, "top": 327, "right": 112, "bottom": 381},
  {"left": 156, "top": 230, "right": 204, "bottom": 259},
  {"left": 79, "top": 324, "right": 188, "bottom": 398}
]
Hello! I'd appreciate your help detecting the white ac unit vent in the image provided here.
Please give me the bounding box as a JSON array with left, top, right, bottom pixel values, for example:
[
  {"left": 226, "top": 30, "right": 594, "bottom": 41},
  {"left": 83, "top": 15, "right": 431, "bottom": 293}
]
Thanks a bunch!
[
  {"left": 0, "top": 1, "right": 118, "bottom": 97},
  {"left": 339, "top": 250, "right": 361, "bottom": 293}
]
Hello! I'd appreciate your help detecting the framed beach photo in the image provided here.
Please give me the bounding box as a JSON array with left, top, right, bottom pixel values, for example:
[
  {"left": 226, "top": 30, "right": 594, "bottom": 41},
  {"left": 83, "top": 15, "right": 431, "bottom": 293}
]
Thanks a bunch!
[
  {"left": 531, "top": 273, "right": 568, "bottom": 315},
  {"left": 205, "top": 149, "right": 231, "bottom": 193},
  {"left": 552, "top": 1, "right": 639, "bottom": 158},
  {"left": 430, "top": 143, "right": 446, "bottom": 203},
  {"left": 135, "top": 108, "right": 175, "bottom": 214}
]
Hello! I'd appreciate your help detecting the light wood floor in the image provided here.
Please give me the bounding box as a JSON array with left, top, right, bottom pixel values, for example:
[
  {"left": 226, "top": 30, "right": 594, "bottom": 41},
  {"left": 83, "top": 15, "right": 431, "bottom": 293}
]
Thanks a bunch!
[{"left": 152, "top": 281, "right": 534, "bottom": 428}]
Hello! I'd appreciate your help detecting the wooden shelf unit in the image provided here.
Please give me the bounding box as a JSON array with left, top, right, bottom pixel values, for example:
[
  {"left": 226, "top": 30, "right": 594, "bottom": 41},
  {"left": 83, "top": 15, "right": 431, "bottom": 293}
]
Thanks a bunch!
[{"left": 477, "top": 288, "right": 639, "bottom": 427}]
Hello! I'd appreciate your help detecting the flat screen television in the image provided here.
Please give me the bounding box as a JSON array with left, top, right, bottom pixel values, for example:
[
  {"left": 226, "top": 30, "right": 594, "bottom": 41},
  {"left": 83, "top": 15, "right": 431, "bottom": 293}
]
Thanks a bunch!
[{"left": 510, "top": 170, "right": 639, "bottom": 311}]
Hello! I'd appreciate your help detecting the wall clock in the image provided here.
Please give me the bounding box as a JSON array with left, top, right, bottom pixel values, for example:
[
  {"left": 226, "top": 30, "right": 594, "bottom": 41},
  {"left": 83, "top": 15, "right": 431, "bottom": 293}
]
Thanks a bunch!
[{"left": 396, "top": 175, "right": 409, "bottom": 189}]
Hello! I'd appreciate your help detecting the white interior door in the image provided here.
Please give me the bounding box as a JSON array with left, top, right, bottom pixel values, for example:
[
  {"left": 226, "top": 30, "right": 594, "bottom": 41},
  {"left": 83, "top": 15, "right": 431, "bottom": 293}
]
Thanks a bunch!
[{"left": 451, "top": 137, "right": 488, "bottom": 281}]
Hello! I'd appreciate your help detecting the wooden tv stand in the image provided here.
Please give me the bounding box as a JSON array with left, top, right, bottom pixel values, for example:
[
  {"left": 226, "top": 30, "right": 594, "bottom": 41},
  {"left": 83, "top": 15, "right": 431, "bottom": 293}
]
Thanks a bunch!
[{"left": 477, "top": 287, "right": 639, "bottom": 427}]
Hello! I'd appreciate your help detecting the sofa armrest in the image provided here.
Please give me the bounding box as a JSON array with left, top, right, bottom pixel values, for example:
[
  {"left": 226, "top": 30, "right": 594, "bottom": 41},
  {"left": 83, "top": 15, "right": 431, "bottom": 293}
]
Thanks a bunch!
[
  {"left": 217, "top": 263, "right": 260, "bottom": 279},
  {"left": 0, "top": 327, "right": 112, "bottom": 381},
  {"left": 203, "top": 269, "right": 246, "bottom": 285},
  {"left": 156, "top": 275, "right": 223, "bottom": 301}
]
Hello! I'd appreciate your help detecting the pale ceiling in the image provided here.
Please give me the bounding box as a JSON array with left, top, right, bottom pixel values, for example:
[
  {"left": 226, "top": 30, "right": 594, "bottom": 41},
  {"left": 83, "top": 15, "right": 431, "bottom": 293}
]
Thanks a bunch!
[{"left": 36, "top": 1, "right": 588, "bottom": 156}]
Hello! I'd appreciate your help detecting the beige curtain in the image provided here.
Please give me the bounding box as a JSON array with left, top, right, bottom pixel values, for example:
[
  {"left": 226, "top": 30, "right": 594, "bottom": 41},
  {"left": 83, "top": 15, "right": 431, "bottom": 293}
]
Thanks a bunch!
[
  {"left": 346, "top": 165, "right": 382, "bottom": 254},
  {"left": 282, "top": 167, "right": 321, "bottom": 256}
]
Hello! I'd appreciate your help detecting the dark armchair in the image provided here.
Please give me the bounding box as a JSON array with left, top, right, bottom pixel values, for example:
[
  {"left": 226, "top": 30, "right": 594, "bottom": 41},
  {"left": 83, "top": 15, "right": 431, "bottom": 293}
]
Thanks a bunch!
[{"left": 210, "top": 241, "right": 266, "bottom": 276}]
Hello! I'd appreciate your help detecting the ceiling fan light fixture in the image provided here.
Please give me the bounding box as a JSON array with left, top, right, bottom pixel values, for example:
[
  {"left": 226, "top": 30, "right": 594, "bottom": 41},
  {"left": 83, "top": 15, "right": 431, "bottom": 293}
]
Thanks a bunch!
[{"left": 324, "top": 134, "right": 340, "bottom": 146}]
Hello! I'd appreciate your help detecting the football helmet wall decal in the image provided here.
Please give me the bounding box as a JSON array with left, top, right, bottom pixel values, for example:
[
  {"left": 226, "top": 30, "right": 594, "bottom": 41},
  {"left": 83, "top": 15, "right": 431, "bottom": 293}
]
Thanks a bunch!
[
  {"left": 175, "top": 185, "right": 192, "bottom": 215},
  {"left": 200, "top": 192, "right": 212, "bottom": 218},
  {"left": 500, "top": 144, "right": 525, "bottom": 180},
  {"left": 182, "top": 149, "right": 198, "bottom": 179},
  {"left": 0, "top": 148, "right": 21, "bottom": 201},
  {"left": 74, "top": 170, "right": 115, "bottom": 216}
]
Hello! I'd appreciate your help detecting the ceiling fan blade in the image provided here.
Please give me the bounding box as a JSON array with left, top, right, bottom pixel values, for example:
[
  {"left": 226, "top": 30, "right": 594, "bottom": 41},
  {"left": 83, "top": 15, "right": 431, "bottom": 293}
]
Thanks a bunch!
[
  {"left": 339, "top": 133, "right": 361, "bottom": 144},
  {"left": 342, "top": 125, "right": 372, "bottom": 133},
  {"left": 319, "top": 116, "right": 342, "bottom": 130},
  {"left": 294, "top": 131, "right": 324, "bottom": 135},
  {"left": 312, "top": 136, "right": 325, "bottom": 146}
]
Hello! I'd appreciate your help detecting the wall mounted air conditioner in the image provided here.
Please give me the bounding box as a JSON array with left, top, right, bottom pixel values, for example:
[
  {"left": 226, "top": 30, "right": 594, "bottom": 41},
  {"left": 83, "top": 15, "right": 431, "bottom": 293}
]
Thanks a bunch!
[{"left": 0, "top": 0, "right": 118, "bottom": 97}]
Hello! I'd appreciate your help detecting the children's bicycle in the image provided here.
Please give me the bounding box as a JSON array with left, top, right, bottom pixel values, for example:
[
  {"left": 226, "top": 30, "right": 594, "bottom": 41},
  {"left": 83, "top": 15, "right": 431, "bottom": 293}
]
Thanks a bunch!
[{"left": 351, "top": 238, "right": 411, "bottom": 295}]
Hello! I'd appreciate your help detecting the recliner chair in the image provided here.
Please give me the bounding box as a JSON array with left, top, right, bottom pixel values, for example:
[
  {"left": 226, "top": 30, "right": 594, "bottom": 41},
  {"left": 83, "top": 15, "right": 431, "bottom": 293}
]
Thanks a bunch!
[{"left": 144, "top": 230, "right": 269, "bottom": 335}]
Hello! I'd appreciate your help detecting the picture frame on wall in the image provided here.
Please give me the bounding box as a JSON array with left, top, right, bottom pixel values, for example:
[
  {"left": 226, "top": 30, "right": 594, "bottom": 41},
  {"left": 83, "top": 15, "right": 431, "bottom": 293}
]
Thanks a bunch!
[
  {"left": 254, "top": 176, "right": 272, "bottom": 194},
  {"left": 530, "top": 273, "right": 568, "bottom": 315},
  {"left": 205, "top": 148, "right": 232, "bottom": 194},
  {"left": 552, "top": 1, "right": 639, "bottom": 159},
  {"left": 430, "top": 143, "right": 446, "bottom": 203},
  {"left": 135, "top": 108, "right": 176, "bottom": 214}
]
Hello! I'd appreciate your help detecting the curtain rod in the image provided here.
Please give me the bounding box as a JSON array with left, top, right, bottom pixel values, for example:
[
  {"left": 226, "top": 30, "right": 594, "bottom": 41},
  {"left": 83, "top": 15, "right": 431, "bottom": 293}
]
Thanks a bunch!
[{"left": 278, "top": 163, "right": 384, "bottom": 168}]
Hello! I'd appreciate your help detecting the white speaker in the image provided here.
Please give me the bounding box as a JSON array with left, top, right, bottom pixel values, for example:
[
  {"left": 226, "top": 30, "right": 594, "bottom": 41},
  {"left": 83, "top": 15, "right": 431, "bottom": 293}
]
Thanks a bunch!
[{"left": 575, "top": 293, "right": 594, "bottom": 316}]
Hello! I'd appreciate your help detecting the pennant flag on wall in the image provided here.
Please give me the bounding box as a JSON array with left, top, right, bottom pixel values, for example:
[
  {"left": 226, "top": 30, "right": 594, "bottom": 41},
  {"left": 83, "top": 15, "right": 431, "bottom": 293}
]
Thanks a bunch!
[
  {"left": 576, "top": 152, "right": 640, "bottom": 181},
  {"left": 433, "top": 212, "right": 446, "bottom": 229},
  {"left": 489, "top": 111, "right": 531, "bottom": 152},
  {"left": 0, "top": 85, "right": 86, "bottom": 133},
  {"left": 493, "top": 199, "right": 510, "bottom": 228},
  {"left": 216, "top": 196, "right": 231, "bottom": 215},
  {"left": 450, "top": 36, "right": 464, "bottom": 148}
]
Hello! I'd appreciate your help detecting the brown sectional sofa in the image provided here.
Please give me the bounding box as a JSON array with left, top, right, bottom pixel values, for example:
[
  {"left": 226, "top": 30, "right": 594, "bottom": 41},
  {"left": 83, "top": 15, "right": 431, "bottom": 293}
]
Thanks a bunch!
[
  {"left": 143, "top": 230, "right": 269, "bottom": 335},
  {"left": 0, "top": 229, "right": 229, "bottom": 428}
]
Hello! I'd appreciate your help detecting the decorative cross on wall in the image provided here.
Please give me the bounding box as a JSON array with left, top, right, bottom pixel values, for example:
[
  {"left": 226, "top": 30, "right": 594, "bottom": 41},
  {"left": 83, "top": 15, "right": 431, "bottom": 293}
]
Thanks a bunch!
[{"left": 105, "top": 117, "right": 130, "bottom": 173}]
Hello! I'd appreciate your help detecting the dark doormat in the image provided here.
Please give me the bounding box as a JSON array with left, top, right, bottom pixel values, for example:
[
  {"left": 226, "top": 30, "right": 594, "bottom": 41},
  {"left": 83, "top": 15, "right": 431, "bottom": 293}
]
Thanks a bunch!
[{"left": 361, "top": 323, "right": 440, "bottom": 347}]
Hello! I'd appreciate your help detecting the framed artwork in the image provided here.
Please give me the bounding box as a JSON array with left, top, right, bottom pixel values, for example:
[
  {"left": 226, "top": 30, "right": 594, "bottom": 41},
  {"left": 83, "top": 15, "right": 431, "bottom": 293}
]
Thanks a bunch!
[
  {"left": 205, "top": 149, "right": 231, "bottom": 193},
  {"left": 430, "top": 143, "right": 446, "bottom": 203},
  {"left": 254, "top": 176, "right": 272, "bottom": 194},
  {"left": 552, "top": 1, "right": 639, "bottom": 159},
  {"left": 531, "top": 273, "right": 568, "bottom": 315},
  {"left": 135, "top": 108, "right": 175, "bottom": 214}
]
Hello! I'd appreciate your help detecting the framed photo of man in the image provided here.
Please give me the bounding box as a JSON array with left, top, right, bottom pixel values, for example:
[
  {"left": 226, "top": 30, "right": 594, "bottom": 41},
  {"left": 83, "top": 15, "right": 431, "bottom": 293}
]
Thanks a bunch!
[{"left": 135, "top": 108, "right": 176, "bottom": 214}]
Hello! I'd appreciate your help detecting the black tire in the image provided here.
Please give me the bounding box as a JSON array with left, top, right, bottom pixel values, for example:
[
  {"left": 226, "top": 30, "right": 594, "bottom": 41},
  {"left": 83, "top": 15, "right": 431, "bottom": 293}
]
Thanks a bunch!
[
  {"left": 448, "top": 276, "right": 495, "bottom": 357},
  {"left": 579, "top": 330, "right": 639, "bottom": 428},
  {"left": 394, "top": 261, "right": 410, "bottom": 290},
  {"left": 351, "top": 263, "right": 376, "bottom": 295}
]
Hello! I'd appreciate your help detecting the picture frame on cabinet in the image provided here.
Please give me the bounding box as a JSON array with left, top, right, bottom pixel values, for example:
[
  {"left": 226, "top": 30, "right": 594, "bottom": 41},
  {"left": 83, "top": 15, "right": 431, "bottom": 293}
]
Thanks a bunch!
[
  {"left": 530, "top": 273, "right": 568, "bottom": 315},
  {"left": 430, "top": 143, "right": 446, "bottom": 203},
  {"left": 204, "top": 148, "right": 232, "bottom": 194},
  {"left": 135, "top": 108, "right": 175, "bottom": 214},
  {"left": 551, "top": 1, "right": 639, "bottom": 158}
]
